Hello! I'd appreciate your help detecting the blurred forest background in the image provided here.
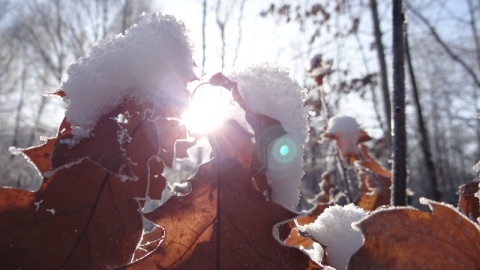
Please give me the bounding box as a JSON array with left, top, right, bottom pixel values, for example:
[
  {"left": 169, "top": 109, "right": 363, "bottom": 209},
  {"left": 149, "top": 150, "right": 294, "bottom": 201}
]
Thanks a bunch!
[{"left": 0, "top": 0, "right": 478, "bottom": 206}]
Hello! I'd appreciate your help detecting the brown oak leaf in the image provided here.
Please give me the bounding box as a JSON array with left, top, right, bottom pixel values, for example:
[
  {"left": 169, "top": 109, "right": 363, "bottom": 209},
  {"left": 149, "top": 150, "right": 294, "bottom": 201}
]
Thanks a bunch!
[
  {"left": 130, "top": 158, "right": 320, "bottom": 270},
  {"left": 458, "top": 181, "right": 480, "bottom": 221},
  {"left": 0, "top": 102, "right": 182, "bottom": 269},
  {"left": 348, "top": 198, "right": 480, "bottom": 269}
]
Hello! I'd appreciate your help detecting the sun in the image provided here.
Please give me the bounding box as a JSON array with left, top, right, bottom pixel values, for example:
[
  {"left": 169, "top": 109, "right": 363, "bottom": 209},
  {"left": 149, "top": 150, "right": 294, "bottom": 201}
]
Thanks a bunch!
[{"left": 182, "top": 83, "right": 233, "bottom": 134}]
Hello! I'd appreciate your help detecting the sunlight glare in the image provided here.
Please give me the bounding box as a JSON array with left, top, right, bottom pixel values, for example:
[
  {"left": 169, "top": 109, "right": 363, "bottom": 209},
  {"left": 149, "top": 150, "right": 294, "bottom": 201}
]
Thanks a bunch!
[{"left": 182, "top": 84, "right": 233, "bottom": 134}]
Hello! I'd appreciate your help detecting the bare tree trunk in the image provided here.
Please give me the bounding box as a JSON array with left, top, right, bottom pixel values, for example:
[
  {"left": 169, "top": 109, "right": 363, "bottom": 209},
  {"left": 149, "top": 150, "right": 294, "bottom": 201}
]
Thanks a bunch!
[
  {"left": 404, "top": 23, "right": 440, "bottom": 201},
  {"left": 121, "top": 0, "right": 131, "bottom": 34},
  {"left": 353, "top": 33, "right": 386, "bottom": 135},
  {"left": 201, "top": 0, "right": 207, "bottom": 74},
  {"left": 12, "top": 69, "right": 27, "bottom": 154},
  {"left": 370, "top": 0, "right": 392, "bottom": 140},
  {"left": 232, "top": 0, "right": 246, "bottom": 68},
  {"left": 406, "top": 2, "right": 480, "bottom": 88},
  {"left": 467, "top": 0, "right": 480, "bottom": 160},
  {"left": 215, "top": 0, "right": 226, "bottom": 72},
  {"left": 391, "top": 0, "right": 407, "bottom": 206},
  {"left": 215, "top": 0, "right": 233, "bottom": 72}
]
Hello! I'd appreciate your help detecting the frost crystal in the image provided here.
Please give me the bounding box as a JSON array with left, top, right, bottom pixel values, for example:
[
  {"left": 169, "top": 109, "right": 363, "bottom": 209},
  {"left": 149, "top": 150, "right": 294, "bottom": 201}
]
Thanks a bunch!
[
  {"left": 62, "top": 13, "right": 194, "bottom": 141},
  {"left": 230, "top": 64, "right": 308, "bottom": 210},
  {"left": 298, "top": 204, "right": 367, "bottom": 269}
]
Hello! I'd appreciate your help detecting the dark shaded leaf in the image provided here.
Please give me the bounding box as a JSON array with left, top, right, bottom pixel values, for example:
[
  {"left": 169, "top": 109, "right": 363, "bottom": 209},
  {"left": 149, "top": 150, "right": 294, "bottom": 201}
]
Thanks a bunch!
[
  {"left": 207, "top": 119, "right": 253, "bottom": 169},
  {"left": 0, "top": 102, "right": 183, "bottom": 269},
  {"left": 0, "top": 160, "right": 148, "bottom": 269},
  {"left": 174, "top": 139, "right": 197, "bottom": 159}
]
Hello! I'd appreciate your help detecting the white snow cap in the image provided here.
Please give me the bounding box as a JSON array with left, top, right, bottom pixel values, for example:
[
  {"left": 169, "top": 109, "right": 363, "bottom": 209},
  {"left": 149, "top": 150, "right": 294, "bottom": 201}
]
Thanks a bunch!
[
  {"left": 230, "top": 63, "right": 309, "bottom": 210},
  {"left": 299, "top": 204, "right": 367, "bottom": 269},
  {"left": 62, "top": 13, "right": 194, "bottom": 139},
  {"left": 325, "top": 115, "right": 360, "bottom": 155}
]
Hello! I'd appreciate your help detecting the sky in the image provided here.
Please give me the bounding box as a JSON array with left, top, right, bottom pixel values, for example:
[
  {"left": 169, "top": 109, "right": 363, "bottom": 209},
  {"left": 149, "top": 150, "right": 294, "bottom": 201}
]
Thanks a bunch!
[{"left": 159, "top": 0, "right": 306, "bottom": 77}]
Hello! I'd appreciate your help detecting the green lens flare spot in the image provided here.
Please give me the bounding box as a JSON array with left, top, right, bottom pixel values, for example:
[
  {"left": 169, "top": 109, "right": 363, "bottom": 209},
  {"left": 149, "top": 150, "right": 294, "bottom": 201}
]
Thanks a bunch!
[
  {"left": 279, "top": 145, "right": 289, "bottom": 156},
  {"left": 271, "top": 136, "right": 297, "bottom": 164}
]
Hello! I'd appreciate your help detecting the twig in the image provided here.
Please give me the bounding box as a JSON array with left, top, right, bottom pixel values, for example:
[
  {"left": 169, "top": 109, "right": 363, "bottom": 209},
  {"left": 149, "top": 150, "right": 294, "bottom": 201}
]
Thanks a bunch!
[{"left": 391, "top": 0, "right": 407, "bottom": 206}]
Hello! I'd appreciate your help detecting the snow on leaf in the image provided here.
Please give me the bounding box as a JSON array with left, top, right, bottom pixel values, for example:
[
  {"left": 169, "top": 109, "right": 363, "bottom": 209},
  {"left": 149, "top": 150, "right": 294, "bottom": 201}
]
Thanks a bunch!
[
  {"left": 298, "top": 204, "right": 367, "bottom": 270},
  {"left": 62, "top": 13, "right": 194, "bottom": 141},
  {"left": 275, "top": 204, "right": 367, "bottom": 269},
  {"left": 214, "top": 65, "right": 308, "bottom": 211},
  {"left": 322, "top": 119, "right": 391, "bottom": 212},
  {"left": 274, "top": 204, "right": 329, "bottom": 266},
  {"left": 233, "top": 65, "right": 308, "bottom": 210},
  {"left": 324, "top": 115, "right": 360, "bottom": 161},
  {"left": 348, "top": 199, "right": 480, "bottom": 270}
]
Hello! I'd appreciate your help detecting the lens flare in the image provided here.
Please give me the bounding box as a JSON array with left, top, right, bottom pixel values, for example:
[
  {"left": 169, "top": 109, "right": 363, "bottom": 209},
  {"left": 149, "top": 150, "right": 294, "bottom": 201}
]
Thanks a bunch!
[
  {"left": 271, "top": 136, "right": 297, "bottom": 164},
  {"left": 279, "top": 145, "right": 289, "bottom": 156}
]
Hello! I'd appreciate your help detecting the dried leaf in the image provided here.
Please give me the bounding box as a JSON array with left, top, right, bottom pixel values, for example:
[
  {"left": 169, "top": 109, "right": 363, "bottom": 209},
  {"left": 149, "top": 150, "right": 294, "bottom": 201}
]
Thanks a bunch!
[
  {"left": 20, "top": 137, "right": 56, "bottom": 174},
  {"left": 274, "top": 204, "right": 329, "bottom": 267},
  {"left": 310, "top": 172, "right": 335, "bottom": 204},
  {"left": 131, "top": 158, "right": 319, "bottom": 269},
  {"left": 356, "top": 144, "right": 391, "bottom": 179},
  {"left": 0, "top": 160, "right": 149, "bottom": 269},
  {"left": 207, "top": 119, "right": 253, "bottom": 168},
  {"left": 348, "top": 199, "right": 480, "bottom": 269},
  {"left": 0, "top": 102, "right": 181, "bottom": 269},
  {"left": 458, "top": 181, "right": 480, "bottom": 221},
  {"left": 354, "top": 191, "right": 389, "bottom": 212},
  {"left": 174, "top": 139, "right": 197, "bottom": 159},
  {"left": 51, "top": 105, "right": 138, "bottom": 178}
]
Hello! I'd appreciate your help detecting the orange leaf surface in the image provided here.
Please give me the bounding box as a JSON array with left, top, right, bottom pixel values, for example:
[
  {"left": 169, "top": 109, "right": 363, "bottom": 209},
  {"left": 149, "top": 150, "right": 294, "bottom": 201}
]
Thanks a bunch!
[
  {"left": 354, "top": 191, "right": 389, "bottom": 212},
  {"left": 458, "top": 181, "right": 480, "bottom": 221},
  {"left": 20, "top": 137, "right": 56, "bottom": 174},
  {"left": 348, "top": 199, "right": 480, "bottom": 269},
  {"left": 130, "top": 158, "right": 319, "bottom": 270},
  {"left": 356, "top": 144, "right": 391, "bottom": 179}
]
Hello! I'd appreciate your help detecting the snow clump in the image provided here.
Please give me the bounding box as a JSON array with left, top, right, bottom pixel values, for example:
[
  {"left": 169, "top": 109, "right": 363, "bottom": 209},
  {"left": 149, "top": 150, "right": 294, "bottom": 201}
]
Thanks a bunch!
[
  {"left": 62, "top": 13, "right": 194, "bottom": 141},
  {"left": 325, "top": 115, "right": 360, "bottom": 156},
  {"left": 298, "top": 204, "right": 367, "bottom": 269},
  {"left": 230, "top": 63, "right": 309, "bottom": 211}
]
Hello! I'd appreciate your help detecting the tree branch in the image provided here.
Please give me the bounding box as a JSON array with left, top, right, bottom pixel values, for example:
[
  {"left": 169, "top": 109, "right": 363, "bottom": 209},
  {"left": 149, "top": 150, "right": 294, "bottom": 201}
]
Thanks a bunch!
[{"left": 406, "top": 1, "right": 480, "bottom": 88}]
